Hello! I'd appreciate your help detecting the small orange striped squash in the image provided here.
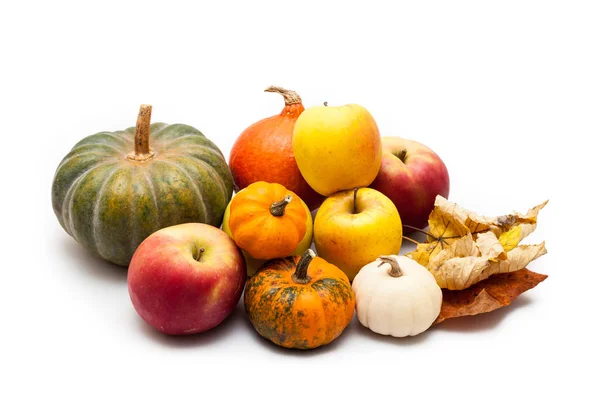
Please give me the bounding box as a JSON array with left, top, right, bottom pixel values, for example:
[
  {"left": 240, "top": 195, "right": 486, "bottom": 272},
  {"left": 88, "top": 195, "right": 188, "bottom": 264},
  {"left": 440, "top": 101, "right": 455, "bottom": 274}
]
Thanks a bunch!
[{"left": 244, "top": 250, "right": 355, "bottom": 349}]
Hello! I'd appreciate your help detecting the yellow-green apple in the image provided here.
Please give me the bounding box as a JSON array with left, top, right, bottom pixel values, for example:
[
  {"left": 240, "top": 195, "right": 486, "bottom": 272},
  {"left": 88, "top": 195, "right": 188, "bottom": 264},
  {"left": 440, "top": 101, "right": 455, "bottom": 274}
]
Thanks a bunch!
[
  {"left": 369, "top": 136, "right": 450, "bottom": 231},
  {"left": 314, "top": 187, "right": 402, "bottom": 281},
  {"left": 292, "top": 103, "right": 382, "bottom": 196},
  {"left": 127, "top": 223, "right": 246, "bottom": 335}
]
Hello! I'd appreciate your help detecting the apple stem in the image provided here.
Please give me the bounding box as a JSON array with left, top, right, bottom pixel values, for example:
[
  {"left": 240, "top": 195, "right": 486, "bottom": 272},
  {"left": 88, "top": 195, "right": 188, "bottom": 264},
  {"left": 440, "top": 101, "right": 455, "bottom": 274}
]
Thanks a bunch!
[
  {"left": 264, "top": 86, "right": 302, "bottom": 105},
  {"left": 377, "top": 256, "right": 403, "bottom": 278},
  {"left": 292, "top": 249, "right": 315, "bottom": 284},
  {"left": 353, "top": 187, "right": 360, "bottom": 214},
  {"left": 396, "top": 149, "right": 408, "bottom": 163},
  {"left": 195, "top": 247, "right": 205, "bottom": 261},
  {"left": 270, "top": 195, "right": 293, "bottom": 217},
  {"left": 128, "top": 104, "right": 155, "bottom": 162}
]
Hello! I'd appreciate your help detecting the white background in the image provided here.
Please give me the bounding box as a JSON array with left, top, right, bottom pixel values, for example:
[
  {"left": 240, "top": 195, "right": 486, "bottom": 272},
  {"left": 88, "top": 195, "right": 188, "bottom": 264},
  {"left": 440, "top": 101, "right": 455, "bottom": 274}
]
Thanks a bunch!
[{"left": 1, "top": 1, "right": 598, "bottom": 399}]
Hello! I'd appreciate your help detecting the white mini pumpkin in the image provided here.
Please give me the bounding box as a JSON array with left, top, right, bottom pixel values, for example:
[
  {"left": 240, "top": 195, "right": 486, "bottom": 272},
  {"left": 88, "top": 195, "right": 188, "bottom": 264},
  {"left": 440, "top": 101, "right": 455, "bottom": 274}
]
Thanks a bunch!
[{"left": 352, "top": 255, "right": 442, "bottom": 337}]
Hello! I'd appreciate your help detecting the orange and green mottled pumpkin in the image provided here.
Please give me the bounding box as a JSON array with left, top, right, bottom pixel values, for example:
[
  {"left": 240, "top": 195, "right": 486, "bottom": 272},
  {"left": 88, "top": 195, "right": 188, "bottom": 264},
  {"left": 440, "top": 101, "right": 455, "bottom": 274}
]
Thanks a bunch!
[
  {"left": 244, "top": 249, "right": 355, "bottom": 349},
  {"left": 51, "top": 105, "right": 233, "bottom": 266}
]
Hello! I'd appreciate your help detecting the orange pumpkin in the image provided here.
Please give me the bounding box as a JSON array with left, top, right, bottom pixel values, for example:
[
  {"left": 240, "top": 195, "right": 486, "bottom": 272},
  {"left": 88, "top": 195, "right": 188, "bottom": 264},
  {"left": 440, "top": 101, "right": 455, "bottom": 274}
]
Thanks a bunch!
[
  {"left": 228, "top": 86, "right": 324, "bottom": 210},
  {"left": 244, "top": 249, "right": 355, "bottom": 349},
  {"left": 228, "top": 181, "right": 308, "bottom": 260}
]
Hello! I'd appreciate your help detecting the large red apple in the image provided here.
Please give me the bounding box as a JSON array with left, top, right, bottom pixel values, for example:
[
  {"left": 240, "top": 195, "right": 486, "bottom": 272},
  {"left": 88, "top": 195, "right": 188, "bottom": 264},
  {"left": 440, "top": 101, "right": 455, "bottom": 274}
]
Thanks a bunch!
[
  {"left": 369, "top": 136, "right": 450, "bottom": 231},
  {"left": 127, "top": 223, "right": 246, "bottom": 335}
]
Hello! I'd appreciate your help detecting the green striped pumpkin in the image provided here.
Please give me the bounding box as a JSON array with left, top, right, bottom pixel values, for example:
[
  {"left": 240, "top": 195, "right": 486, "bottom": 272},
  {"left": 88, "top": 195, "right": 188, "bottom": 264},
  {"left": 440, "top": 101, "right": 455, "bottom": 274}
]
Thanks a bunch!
[{"left": 51, "top": 105, "right": 233, "bottom": 266}]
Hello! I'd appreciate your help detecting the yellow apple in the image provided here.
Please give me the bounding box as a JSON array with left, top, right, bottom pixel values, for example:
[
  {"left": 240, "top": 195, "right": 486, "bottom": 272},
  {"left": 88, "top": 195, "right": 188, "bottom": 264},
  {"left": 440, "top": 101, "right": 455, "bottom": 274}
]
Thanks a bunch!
[
  {"left": 222, "top": 187, "right": 314, "bottom": 277},
  {"left": 314, "top": 187, "right": 402, "bottom": 281},
  {"left": 292, "top": 103, "right": 382, "bottom": 196}
]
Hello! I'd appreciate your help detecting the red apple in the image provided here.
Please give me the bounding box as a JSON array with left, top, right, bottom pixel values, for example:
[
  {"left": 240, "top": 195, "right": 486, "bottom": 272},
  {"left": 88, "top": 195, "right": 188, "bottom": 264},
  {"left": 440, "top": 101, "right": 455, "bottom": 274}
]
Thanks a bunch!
[
  {"left": 369, "top": 136, "right": 450, "bottom": 231},
  {"left": 127, "top": 223, "right": 246, "bottom": 335}
]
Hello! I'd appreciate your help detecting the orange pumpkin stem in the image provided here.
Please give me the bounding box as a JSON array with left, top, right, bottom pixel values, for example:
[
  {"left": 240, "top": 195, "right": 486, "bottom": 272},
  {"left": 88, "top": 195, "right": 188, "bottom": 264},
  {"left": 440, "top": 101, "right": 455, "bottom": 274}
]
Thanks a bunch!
[
  {"left": 292, "top": 249, "right": 315, "bottom": 284},
  {"left": 377, "top": 256, "right": 403, "bottom": 278},
  {"left": 270, "top": 195, "right": 293, "bottom": 217},
  {"left": 264, "top": 86, "right": 302, "bottom": 105},
  {"left": 128, "top": 104, "right": 155, "bottom": 162}
]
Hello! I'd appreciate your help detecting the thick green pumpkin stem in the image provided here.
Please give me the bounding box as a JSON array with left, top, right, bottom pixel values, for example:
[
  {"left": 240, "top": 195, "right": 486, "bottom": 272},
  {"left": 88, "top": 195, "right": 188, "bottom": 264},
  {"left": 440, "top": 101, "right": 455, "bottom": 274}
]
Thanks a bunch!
[
  {"left": 377, "top": 256, "right": 403, "bottom": 278},
  {"left": 292, "top": 249, "right": 315, "bottom": 284},
  {"left": 270, "top": 195, "right": 293, "bottom": 217},
  {"left": 128, "top": 104, "right": 155, "bottom": 162}
]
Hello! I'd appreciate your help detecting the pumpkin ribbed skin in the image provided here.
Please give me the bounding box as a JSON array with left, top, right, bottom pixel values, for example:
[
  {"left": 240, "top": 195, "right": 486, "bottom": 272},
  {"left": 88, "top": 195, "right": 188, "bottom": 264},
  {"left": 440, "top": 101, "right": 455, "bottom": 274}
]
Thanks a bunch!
[
  {"left": 228, "top": 181, "right": 308, "bottom": 260},
  {"left": 222, "top": 185, "right": 314, "bottom": 277},
  {"left": 51, "top": 122, "right": 233, "bottom": 266},
  {"left": 244, "top": 253, "right": 355, "bottom": 349}
]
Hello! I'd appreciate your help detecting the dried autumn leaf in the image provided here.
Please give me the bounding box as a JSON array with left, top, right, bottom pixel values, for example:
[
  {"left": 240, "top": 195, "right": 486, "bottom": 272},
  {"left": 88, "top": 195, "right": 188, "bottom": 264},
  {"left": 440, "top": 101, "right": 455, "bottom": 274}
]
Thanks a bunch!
[
  {"left": 486, "top": 242, "right": 548, "bottom": 276},
  {"left": 408, "top": 201, "right": 471, "bottom": 266},
  {"left": 494, "top": 200, "right": 548, "bottom": 246},
  {"left": 434, "top": 268, "right": 548, "bottom": 324},
  {"left": 428, "top": 235, "right": 489, "bottom": 289},
  {"left": 435, "top": 196, "right": 497, "bottom": 234},
  {"left": 406, "top": 197, "right": 548, "bottom": 290},
  {"left": 430, "top": 234, "right": 478, "bottom": 266},
  {"left": 476, "top": 231, "right": 506, "bottom": 260},
  {"left": 498, "top": 226, "right": 524, "bottom": 252}
]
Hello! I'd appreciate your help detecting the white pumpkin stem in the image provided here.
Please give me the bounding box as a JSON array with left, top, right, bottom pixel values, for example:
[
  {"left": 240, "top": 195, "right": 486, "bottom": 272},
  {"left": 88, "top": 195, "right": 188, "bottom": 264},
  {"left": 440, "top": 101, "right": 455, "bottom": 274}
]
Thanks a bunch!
[
  {"left": 264, "top": 86, "right": 302, "bottom": 105},
  {"left": 292, "top": 249, "right": 315, "bottom": 284},
  {"left": 270, "top": 195, "right": 293, "bottom": 217},
  {"left": 128, "top": 104, "right": 155, "bottom": 162},
  {"left": 377, "top": 256, "right": 403, "bottom": 278}
]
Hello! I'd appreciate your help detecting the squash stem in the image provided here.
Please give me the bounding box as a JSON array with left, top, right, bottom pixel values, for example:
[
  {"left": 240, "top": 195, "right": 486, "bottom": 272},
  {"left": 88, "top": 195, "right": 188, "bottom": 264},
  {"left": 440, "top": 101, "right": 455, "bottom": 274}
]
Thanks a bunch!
[
  {"left": 292, "top": 249, "right": 315, "bottom": 284},
  {"left": 270, "top": 195, "right": 293, "bottom": 217},
  {"left": 377, "top": 256, "right": 403, "bottom": 278},
  {"left": 128, "top": 104, "right": 155, "bottom": 161},
  {"left": 264, "top": 86, "right": 302, "bottom": 105}
]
